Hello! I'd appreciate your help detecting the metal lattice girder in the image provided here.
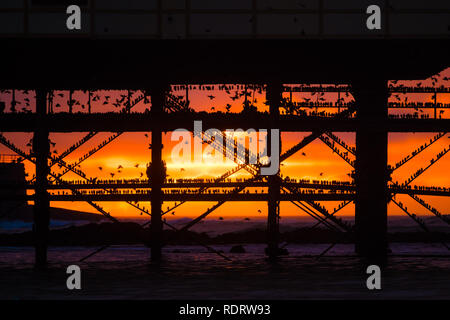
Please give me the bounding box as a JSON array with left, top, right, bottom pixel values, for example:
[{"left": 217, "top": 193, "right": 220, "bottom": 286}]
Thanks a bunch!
[
  {"left": 48, "top": 132, "right": 122, "bottom": 182},
  {"left": 283, "top": 185, "right": 353, "bottom": 233},
  {"left": 187, "top": 98, "right": 448, "bottom": 234},
  {"left": 0, "top": 133, "right": 118, "bottom": 221},
  {"left": 319, "top": 130, "right": 450, "bottom": 231},
  {"left": 285, "top": 85, "right": 450, "bottom": 94},
  {"left": 49, "top": 132, "right": 96, "bottom": 164},
  {"left": 410, "top": 195, "right": 450, "bottom": 225},
  {"left": 279, "top": 106, "right": 358, "bottom": 163},
  {"left": 166, "top": 93, "right": 191, "bottom": 113},
  {"left": 168, "top": 104, "right": 360, "bottom": 229},
  {"left": 18, "top": 91, "right": 147, "bottom": 184},
  {"left": 310, "top": 201, "right": 353, "bottom": 229},
  {"left": 166, "top": 102, "right": 359, "bottom": 231},
  {"left": 392, "top": 132, "right": 446, "bottom": 171},
  {"left": 174, "top": 143, "right": 357, "bottom": 231},
  {"left": 325, "top": 132, "right": 355, "bottom": 154},
  {"left": 391, "top": 198, "right": 449, "bottom": 250},
  {"left": 283, "top": 189, "right": 342, "bottom": 232},
  {"left": 387, "top": 142, "right": 450, "bottom": 239},
  {"left": 178, "top": 175, "right": 265, "bottom": 232},
  {"left": 318, "top": 135, "right": 355, "bottom": 167},
  {"left": 53, "top": 90, "right": 233, "bottom": 260},
  {"left": 0, "top": 93, "right": 231, "bottom": 261},
  {"left": 399, "top": 145, "right": 450, "bottom": 186},
  {"left": 8, "top": 181, "right": 449, "bottom": 198}
]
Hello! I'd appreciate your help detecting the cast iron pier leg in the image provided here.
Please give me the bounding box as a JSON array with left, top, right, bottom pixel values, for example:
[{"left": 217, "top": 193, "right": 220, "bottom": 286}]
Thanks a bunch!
[
  {"left": 149, "top": 85, "right": 167, "bottom": 261},
  {"left": 353, "top": 80, "right": 389, "bottom": 264},
  {"left": 266, "top": 82, "right": 282, "bottom": 260},
  {"left": 33, "top": 89, "right": 50, "bottom": 268}
]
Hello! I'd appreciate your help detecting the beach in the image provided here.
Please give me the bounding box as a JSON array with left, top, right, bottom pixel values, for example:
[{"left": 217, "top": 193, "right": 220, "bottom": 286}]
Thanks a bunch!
[{"left": 0, "top": 243, "right": 449, "bottom": 300}]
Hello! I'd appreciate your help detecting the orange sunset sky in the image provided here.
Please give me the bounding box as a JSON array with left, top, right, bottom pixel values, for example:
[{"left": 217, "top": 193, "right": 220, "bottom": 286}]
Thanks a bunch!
[{"left": 0, "top": 68, "right": 449, "bottom": 220}]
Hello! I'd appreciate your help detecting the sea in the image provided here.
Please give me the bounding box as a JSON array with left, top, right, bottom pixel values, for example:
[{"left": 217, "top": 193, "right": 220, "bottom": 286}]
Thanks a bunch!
[{"left": 0, "top": 216, "right": 449, "bottom": 299}]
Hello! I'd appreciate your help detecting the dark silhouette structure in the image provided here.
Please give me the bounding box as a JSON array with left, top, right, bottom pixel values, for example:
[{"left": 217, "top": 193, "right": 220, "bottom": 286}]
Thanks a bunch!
[
  {"left": 33, "top": 89, "right": 50, "bottom": 267},
  {"left": 0, "top": 156, "right": 27, "bottom": 218},
  {"left": 0, "top": 39, "right": 449, "bottom": 267},
  {"left": 352, "top": 80, "right": 390, "bottom": 262},
  {"left": 266, "top": 82, "right": 282, "bottom": 258},
  {"left": 148, "top": 86, "right": 166, "bottom": 261}
]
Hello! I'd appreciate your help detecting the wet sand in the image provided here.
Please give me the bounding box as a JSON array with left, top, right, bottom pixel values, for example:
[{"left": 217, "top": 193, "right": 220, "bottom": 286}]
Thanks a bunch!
[{"left": 0, "top": 244, "right": 449, "bottom": 300}]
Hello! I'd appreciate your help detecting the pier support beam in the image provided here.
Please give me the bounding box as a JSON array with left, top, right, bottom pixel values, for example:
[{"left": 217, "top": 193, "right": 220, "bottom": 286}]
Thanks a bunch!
[
  {"left": 352, "top": 80, "right": 389, "bottom": 263},
  {"left": 148, "top": 85, "right": 167, "bottom": 261},
  {"left": 33, "top": 89, "right": 50, "bottom": 268},
  {"left": 265, "top": 82, "right": 282, "bottom": 259}
]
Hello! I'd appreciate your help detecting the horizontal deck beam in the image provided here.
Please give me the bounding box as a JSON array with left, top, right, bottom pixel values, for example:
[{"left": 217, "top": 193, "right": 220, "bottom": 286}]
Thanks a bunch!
[
  {"left": 0, "top": 39, "right": 448, "bottom": 89},
  {"left": 0, "top": 113, "right": 448, "bottom": 132},
  {"left": 3, "top": 183, "right": 448, "bottom": 197},
  {"left": 6, "top": 193, "right": 354, "bottom": 202}
]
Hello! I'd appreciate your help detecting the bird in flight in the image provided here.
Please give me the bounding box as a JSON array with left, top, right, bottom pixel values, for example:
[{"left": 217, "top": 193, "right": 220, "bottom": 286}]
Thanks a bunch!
[
  {"left": 98, "top": 166, "right": 103, "bottom": 171},
  {"left": 207, "top": 95, "right": 215, "bottom": 100}
]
